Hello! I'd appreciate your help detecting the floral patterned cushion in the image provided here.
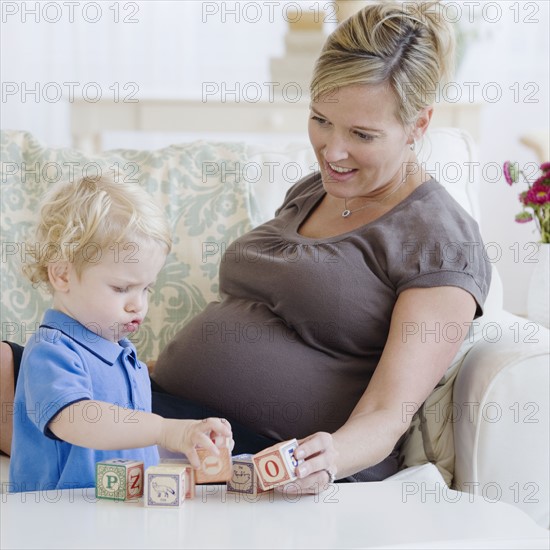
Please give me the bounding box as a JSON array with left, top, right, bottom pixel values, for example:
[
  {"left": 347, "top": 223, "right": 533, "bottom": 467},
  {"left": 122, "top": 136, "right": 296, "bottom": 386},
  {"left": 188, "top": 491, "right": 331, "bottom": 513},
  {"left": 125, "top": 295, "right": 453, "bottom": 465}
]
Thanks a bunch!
[{"left": 1, "top": 130, "right": 254, "bottom": 361}]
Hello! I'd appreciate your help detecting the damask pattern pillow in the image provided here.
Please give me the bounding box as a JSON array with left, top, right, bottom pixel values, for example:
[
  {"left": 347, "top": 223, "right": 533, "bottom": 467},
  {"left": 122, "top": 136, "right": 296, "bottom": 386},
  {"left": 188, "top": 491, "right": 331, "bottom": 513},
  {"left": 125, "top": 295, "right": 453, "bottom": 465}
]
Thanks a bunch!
[{"left": 1, "top": 130, "right": 254, "bottom": 361}]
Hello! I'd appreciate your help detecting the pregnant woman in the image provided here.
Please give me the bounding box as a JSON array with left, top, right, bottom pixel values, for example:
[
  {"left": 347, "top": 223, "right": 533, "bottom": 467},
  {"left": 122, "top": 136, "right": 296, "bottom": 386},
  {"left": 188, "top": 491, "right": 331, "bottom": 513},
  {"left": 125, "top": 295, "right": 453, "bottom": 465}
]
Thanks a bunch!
[{"left": 1, "top": 1, "right": 491, "bottom": 493}]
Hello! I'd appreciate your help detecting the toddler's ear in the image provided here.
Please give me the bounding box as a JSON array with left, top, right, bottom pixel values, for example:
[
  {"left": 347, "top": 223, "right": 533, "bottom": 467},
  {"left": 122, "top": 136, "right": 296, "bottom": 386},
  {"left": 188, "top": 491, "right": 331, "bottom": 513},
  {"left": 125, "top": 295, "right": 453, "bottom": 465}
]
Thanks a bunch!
[{"left": 47, "top": 261, "right": 72, "bottom": 292}]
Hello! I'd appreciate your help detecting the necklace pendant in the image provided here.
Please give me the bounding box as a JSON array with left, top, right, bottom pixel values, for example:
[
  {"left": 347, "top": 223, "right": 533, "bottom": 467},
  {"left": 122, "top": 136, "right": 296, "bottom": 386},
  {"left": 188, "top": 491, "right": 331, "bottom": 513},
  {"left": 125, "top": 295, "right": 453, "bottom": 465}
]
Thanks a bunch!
[{"left": 342, "top": 209, "right": 351, "bottom": 218}]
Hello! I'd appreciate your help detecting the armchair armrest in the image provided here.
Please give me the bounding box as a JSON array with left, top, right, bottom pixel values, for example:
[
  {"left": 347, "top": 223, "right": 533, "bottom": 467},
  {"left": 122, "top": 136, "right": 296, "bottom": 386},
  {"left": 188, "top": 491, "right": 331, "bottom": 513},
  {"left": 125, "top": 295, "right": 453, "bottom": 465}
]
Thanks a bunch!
[{"left": 453, "top": 311, "right": 549, "bottom": 528}]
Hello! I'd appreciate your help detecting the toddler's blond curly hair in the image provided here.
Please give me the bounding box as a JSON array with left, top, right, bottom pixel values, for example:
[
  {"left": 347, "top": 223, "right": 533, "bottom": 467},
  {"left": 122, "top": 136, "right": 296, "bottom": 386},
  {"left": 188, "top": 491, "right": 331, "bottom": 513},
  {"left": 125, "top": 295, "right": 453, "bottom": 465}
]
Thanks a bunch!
[{"left": 23, "top": 176, "right": 172, "bottom": 291}]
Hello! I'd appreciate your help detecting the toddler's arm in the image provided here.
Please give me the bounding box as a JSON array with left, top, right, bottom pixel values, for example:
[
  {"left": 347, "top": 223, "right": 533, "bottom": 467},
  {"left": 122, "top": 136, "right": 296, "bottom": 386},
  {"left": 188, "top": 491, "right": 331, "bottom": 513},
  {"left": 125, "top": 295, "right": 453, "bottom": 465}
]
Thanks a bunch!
[{"left": 49, "top": 401, "right": 232, "bottom": 468}]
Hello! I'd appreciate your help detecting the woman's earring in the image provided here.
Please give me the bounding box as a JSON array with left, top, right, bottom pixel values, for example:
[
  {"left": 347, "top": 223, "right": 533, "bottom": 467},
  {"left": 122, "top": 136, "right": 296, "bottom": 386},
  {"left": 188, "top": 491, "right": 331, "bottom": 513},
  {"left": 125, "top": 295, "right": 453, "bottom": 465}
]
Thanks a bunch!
[{"left": 409, "top": 141, "right": 415, "bottom": 151}]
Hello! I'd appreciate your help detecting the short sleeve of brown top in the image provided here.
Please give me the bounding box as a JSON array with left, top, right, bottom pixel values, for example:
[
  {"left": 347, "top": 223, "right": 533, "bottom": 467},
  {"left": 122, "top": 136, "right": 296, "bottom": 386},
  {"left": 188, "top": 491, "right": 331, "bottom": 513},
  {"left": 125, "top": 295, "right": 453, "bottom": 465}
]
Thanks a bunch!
[{"left": 154, "top": 173, "right": 492, "bottom": 443}]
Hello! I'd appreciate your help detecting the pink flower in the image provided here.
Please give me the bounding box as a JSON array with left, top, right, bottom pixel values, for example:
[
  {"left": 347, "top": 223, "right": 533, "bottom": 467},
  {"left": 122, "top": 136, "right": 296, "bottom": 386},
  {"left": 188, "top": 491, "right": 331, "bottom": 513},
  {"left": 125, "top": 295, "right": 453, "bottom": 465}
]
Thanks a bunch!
[
  {"left": 519, "top": 190, "right": 528, "bottom": 205},
  {"left": 503, "top": 161, "right": 518, "bottom": 185},
  {"left": 533, "top": 172, "right": 550, "bottom": 186},
  {"left": 502, "top": 159, "right": 550, "bottom": 243},
  {"left": 515, "top": 212, "right": 533, "bottom": 223},
  {"left": 524, "top": 184, "right": 550, "bottom": 205}
]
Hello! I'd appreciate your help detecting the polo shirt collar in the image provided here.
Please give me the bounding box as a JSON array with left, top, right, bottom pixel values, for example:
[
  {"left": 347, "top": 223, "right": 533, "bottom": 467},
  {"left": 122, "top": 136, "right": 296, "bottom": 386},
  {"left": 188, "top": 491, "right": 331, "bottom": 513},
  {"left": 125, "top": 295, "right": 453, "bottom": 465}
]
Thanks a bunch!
[{"left": 40, "top": 309, "right": 135, "bottom": 366}]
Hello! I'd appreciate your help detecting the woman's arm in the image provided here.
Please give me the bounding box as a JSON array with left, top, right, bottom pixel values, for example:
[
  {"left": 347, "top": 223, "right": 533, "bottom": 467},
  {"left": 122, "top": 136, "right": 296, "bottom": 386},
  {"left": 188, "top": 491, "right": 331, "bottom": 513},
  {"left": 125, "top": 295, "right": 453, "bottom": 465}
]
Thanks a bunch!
[
  {"left": 49, "top": 401, "right": 233, "bottom": 468},
  {"left": 292, "top": 286, "right": 476, "bottom": 490}
]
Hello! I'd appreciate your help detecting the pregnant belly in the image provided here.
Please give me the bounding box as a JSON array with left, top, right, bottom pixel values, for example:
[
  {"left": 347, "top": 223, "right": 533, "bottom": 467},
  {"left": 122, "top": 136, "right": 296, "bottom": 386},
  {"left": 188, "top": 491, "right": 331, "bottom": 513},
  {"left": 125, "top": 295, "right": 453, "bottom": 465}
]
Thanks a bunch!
[{"left": 153, "top": 298, "right": 374, "bottom": 440}]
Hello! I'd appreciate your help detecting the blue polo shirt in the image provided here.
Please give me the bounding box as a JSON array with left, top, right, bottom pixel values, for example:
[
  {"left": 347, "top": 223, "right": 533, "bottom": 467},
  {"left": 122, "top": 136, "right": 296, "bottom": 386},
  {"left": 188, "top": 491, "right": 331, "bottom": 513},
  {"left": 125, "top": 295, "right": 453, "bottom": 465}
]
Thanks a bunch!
[{"left": 9, "top": 309, "right": 159, "bottom": 492}]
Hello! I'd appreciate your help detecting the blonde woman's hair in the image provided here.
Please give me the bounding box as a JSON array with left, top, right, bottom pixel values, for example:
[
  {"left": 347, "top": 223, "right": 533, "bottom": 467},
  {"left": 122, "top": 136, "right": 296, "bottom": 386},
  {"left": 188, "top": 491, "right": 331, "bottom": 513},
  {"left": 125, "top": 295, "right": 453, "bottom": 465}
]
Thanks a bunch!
[
  {"left": 24, "top": 176, "right": 172, "bottom": 290},
  {"left": 310, "top": 1, "right": 455, "bottom": 126}
]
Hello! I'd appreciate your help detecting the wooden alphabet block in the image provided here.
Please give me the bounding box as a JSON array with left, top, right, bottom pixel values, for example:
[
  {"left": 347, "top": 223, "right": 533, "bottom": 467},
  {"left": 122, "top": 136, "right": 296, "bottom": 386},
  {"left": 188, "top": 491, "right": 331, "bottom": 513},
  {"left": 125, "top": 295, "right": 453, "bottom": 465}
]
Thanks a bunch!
[
  {"left": 226, "top": 454, "right": 265, "bottom": 495},
  {"left": 144, "top": 464, "right": 187, "bottom": 507},
  {"left": 95, "top": 458, "right": 144, "bottom": 501},
  {"left": 194, "top": 438, "right": 232, "bottom": 484},
  {"left": 159, "top": 458, "right": 196, "bottom": 499},
  {"left": 253, "top": 439, "right": 299, "bottom": 491}
]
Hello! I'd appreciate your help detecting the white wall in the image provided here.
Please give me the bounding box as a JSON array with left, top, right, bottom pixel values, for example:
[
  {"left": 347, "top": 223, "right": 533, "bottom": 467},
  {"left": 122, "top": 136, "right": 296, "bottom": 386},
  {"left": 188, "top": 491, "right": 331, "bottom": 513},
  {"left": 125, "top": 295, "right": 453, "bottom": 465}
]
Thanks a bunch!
[
  {"left": 1, "top": 0, "right": 549, "bottom": 315},
  {"left": 456, "top": 1, "right": 549, "bottom": 314}
]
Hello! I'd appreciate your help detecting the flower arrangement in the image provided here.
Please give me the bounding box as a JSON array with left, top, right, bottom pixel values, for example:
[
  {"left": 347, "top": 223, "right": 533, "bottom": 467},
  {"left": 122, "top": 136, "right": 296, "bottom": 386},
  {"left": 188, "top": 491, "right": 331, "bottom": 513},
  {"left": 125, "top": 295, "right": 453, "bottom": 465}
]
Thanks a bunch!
[{"left": 503, "top": 161, "right": 550, "bottom": 243}]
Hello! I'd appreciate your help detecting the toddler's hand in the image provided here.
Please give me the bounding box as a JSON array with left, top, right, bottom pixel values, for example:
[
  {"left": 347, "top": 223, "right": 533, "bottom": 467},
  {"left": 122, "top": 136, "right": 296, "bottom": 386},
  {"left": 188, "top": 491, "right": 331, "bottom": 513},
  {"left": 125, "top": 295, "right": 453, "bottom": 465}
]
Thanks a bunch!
[{"left": 158, "top": 417, "right": 233, "bottom": 469}]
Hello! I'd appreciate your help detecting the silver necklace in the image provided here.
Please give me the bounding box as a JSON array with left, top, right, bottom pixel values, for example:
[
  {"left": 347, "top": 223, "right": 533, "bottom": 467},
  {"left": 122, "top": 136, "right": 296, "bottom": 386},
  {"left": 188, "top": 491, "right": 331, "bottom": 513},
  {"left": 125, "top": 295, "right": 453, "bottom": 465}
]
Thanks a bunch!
[{"left": 341, "top": 176, "right": 408, "bottom": 218}]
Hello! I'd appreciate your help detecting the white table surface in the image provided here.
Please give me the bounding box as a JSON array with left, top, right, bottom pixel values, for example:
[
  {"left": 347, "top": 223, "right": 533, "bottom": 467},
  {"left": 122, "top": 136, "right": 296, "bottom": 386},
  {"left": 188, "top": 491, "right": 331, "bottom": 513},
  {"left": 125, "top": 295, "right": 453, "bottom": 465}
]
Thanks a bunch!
[{"left": 1, "top": 480, "right": 548, "bottom": 550}]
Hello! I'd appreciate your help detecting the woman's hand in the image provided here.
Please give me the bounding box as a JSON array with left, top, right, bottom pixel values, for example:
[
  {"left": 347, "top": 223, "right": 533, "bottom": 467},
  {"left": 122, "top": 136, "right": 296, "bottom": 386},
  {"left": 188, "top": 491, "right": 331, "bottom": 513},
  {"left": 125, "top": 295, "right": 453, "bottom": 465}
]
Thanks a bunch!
[
  {"left": 159, "top": 417, "right": 233, "bottom": 469},
  {"left": 281, "top": 431, "right": 339, "bottom": 494}
]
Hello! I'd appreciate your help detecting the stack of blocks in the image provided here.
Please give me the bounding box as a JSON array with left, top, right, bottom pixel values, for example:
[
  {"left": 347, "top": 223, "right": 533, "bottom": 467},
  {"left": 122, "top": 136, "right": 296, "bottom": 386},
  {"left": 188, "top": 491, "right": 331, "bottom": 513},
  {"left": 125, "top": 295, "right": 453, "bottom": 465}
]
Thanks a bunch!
[
  {"left": 227, "top": 439, "right": 300, "bottom": 495},
  {"left": 95, "top": 438, "right": 302, "bottom": 506},
  {"left": 144, "top": 437, "right": 232, "bottom": 508}
]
